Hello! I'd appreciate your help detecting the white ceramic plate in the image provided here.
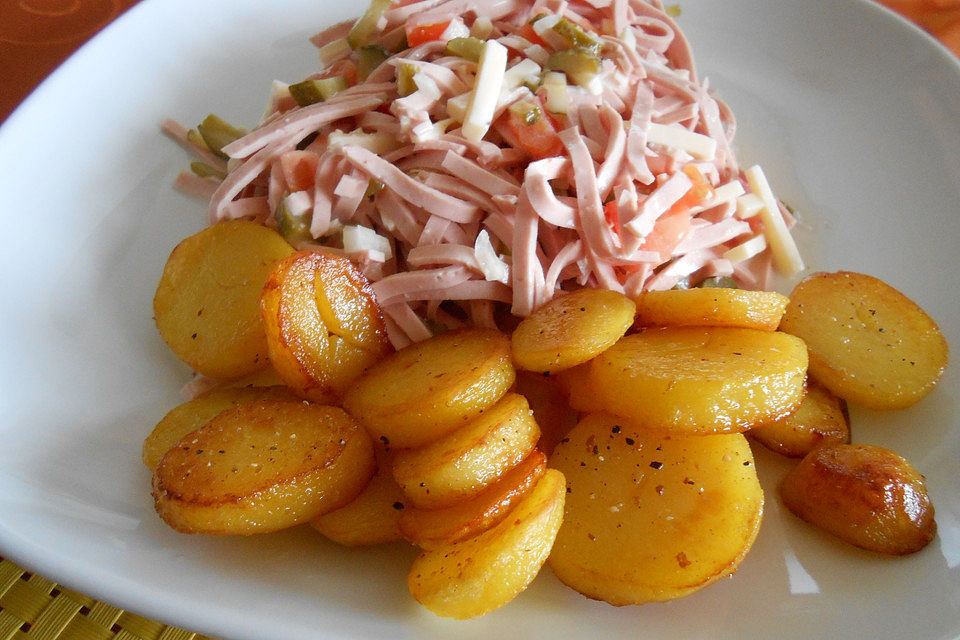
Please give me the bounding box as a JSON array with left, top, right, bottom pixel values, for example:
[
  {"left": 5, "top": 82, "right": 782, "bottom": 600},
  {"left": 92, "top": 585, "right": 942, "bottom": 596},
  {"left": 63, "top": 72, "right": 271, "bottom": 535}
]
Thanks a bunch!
[{"left": 0, "top": 1, "right": 958, "bottom": 638}]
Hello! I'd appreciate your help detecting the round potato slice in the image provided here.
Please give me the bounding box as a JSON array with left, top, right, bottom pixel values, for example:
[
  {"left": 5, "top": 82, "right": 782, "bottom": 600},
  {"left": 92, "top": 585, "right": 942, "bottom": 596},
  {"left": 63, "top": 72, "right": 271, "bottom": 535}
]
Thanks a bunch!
[
  {"left": 153, "top": 400, "right": 375, "bottom": 535},
  {"left": 261, "top": 250, "right": 391, "bottom": 403},
  {"left": 514, "top": 372, "right": 578, "bottom": 456},
  {"left": 343, "top": 328, "right": 515, "bottom": 448},
  {"left": 780, "top": 443, "right": 936, "bottom": 555},
  {"left": 511, "top": 288, "right": 636, "bottom": 373},
  {"left": 634, "top": 287, "right": 789, "bottom": 331},
  {"left": 408, "top": 469, "right": 566, "bottom": 619},
  {"left": 749, "top": 378, "right": 850, "bottom": 458},
  {"left": 392, "top": 393, "right": 540, "bottom": 509},
  {"left": 153, "top": 220, "right": 294, "bottom": 379},
  {"left": 585, "top": 327, "right": 807, "bottom": 434},
  {"left": 779, "top": 271, "right": 948, "bottom": 409},
  {"left": 549, "top": 413, "right": 764, "bottom": 605},
  {"left": 310, "top": 448, "right": 407, "bottom": 547},
  {"left": 398, "top": 450, "right": 547, "bottom": 549},
  {"left": 142, "top": 385, "right": 298, "bottom": 470}
]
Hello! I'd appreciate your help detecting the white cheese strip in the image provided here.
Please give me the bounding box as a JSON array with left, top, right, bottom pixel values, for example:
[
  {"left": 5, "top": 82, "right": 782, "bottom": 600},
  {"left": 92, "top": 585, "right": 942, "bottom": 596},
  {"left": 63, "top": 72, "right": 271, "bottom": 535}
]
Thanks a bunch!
[
  {"left": 462, "top": 40, "right": 508, "bottom": 142},
  {"left": 327, "top": 129, "right": 401, "bottom": 155},
  {"left": 446, "top": 92, "right": 471, "bottom": 122},
  {"left": 723, "top": 233, "right": 767, "bottom": 264},
  {"left": 646, "top": 123, "right": 717, "bottom": 160},
  {"left": 736, "top": 192, "right": 764, "bottom": 218},
  {"left": 503, "top": 58, "right": 541, "bottom": 91},
  {"left": 284, "top": 190, "right": 312, "bottom": 217},
  {"left": 471, "top": 17, "right": 493, "bottom": 39},
  {"left": 318, "top": 37, "right": 351, "bottom": 65},
  {"left": 342, "top": 224, "right": 393, "bottom": 261},
  {"left": 744, "top": 165, "right": 805, "bottom": 274},
  {"left": 687, "top": 180, "right": 745, "bottom": 215}
]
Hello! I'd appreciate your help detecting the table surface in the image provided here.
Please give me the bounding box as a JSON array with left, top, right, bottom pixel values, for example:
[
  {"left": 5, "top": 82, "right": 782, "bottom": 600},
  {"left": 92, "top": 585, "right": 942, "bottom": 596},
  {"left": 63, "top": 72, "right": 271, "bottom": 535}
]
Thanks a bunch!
[{"left": 0, "top": 0, "right": 958, "bottom": 125}]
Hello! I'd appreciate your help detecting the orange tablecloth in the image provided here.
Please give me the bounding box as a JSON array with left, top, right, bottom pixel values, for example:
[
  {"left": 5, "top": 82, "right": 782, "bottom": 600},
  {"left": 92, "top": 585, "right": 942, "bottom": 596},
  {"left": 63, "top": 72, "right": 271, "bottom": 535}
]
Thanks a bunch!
[{"left": 0, "top": 1, "right": 958, "bottom": 124}]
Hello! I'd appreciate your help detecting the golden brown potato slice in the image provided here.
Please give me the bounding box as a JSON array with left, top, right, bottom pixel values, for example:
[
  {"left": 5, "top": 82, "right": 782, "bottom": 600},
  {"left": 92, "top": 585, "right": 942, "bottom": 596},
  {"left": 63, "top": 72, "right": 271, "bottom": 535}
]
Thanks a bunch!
[
  {"left": 154, "top": 220, "right": 294, "bottom": 379},
  {"left": 408, "top": 468, "right": 565, "bottom": 619},
  {"left": 392, "top": 393, "right": 540, "bottom": 509},
  {"left": 514, "top": 372, "right": 578, "bottom": 456},
  {"left": 343, "top": 328, "right": 515, "bottom": 448},
  {"left": 779, "top": 271, "right": 948, "bottom": 409},
  {"left": 584, "top": 327, "right": 807, "bottom": 434},
  {"left": 310, "top": 448, "right": 406, "bottom": 546},
  {"left": 398, "top": 450, "right": 547, "bottom": 549},
  {"left": 549, "top": 413, "right": 764, "bottom": 605},
  {"left": 634, "top": 287, "right": 789, "bottom": 331},
  {"left": 780, "top": 443, "right": 936, "bottom": 555},
  {"left": 554, "top": 361, "right": 601, "bottom": 414},
  {"left": 153, "top": 400, "right": 375, "bottom": 535},
  {"left": 261, "top": 250, "right": 391, "bottom": 403},
  {"left": 511, "top": 288, "right": 636, "bottom": 373},
  {"left": 142, "top": 385, "right": 298, "bottom": 470},
  {"left": 749, "top": 378, "right": 850, "bottom": 457}
]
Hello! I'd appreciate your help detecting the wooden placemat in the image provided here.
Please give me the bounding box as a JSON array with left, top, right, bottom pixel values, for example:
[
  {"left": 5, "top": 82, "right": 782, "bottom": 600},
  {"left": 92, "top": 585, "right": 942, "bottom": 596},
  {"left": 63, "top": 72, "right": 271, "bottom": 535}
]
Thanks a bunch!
[{"left": 0, "top": 557, "right": 217, "bottom": 640}]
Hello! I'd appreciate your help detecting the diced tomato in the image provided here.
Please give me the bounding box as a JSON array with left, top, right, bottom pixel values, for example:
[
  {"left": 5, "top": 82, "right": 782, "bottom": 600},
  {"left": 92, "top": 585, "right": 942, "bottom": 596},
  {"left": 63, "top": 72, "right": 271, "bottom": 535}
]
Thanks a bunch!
[
  {"left": 519, "top": 22, "right": 549, "bottom": 48},
  {"left": 279, "top": 151, "right": 320, "bottom": 192},
  {"left": 667, "top": 164, "right": 714, "bottom": 215},
  {"left": 406, "top": 20, "right": 451, "bottom": 47},
  {"left": 639, "top": 209, "right": 693, "bottom": 261},
  {"left": 499, "top": 102, "right": 565, "bottom": 160},
  {"left": 603, "top": 200, "right": 621, "bottom": 236}
]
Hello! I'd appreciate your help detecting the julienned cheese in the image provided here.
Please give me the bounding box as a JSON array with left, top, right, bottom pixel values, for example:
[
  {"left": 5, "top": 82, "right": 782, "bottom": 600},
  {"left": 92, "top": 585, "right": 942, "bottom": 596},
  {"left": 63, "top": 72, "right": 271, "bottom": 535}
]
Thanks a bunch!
[
  {"left": 462, "top": 40, "right": 508, "bottom": 142},
  {"left": 744, "top": 165, "right": 805, "bottom": 275}
]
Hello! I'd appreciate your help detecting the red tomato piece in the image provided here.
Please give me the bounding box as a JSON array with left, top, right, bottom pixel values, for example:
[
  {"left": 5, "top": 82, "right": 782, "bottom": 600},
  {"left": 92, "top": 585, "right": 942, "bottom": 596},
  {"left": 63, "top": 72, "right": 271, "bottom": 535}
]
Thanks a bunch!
[
  {"left": 406, "top": 21, "right": 451, "bottom": 47},
  {"left": 279, "top": 151, "right": 320, "bottom": 192}
]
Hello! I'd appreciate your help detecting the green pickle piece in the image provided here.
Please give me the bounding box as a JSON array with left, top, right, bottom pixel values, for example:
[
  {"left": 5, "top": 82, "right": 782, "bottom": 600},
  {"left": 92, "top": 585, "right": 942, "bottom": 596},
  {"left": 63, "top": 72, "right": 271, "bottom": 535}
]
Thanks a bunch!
[
  {"left": 289, "top": 77, "right": 348, "bottom": 106},
  {"left": 196, "top": 114, "right": 247, "bottom": 158},
  {"left": 552, "top": 18, "right": 601, "bottom": 55},
  {"left": 698, "top": 276, "right": 741, "bottom": 289},
  {"left": 397, "top": 63, "right": 419, "bottom": 97},
  {"left": 347, "top": 0, "right": 392, "bottom": 49},
  {"left": 508, "top": 100, "right": 543, "bottom": 125},
  {"left": 357, "top": 44, "right": 390, "bottom": 80},
  {"left": 274, "top": 198, "right": 312, "bottom": 244},
  {"left": 445, "top": 36, "right": 485, "bottom": 62},
  {"left": 189, "top": 162, "right": 226, "bottom": 180},
  {"left": 546, "top": 48, "right": 601, "bottom": 87}
]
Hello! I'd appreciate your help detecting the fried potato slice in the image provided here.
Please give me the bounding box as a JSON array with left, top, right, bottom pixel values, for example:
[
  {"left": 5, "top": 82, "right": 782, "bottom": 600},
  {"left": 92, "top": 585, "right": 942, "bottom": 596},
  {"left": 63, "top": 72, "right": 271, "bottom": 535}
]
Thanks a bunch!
[
  {"left": 514, "top": 372, "right": 577, "bottom": 456},
  {"left": 343, "top": 328, "right": 515, "bottom": 448},
  {"left": 749, "top": 378, "right": 850, "bottom": 457},
  {"left": 408, "top": 468, "right": 565, "bottom": 619},
  {"left": 392, "top": 393, "right": 540, "bottom": 509},
  {"left": 153, "top": 220, "right": 294, "bottom": 379},
  {"left": 260, "top": 250, "right": 391, "bottom": 403},
  {"left": 153, "top": 401, "right": 375, "bottom": 535},
  {"left": 634, "top": 287, "right": 789, "bottom": 331},
  {"left": 310, "top": 448, "right": 406, "bottom": 546},
  {"left": 511, "top": 288, "right": 636, "bottom": 373},
  {"left": 779, "top": 271, "right": 948, "bottom": 409},
  {"left": 398, "top": 450, "right": 547, "bottom": 549},
  {"left": 780, "top": 443, "right": 936, "bottom": 555},
  {"left": 548, "top": 413, "right": 763, "bottom": 605},
  {"left": 142, "top": 385, "right": 298, "bottom": 470},
  {"left": 584, "top": 327, "right": 807, "bottom": 434}
]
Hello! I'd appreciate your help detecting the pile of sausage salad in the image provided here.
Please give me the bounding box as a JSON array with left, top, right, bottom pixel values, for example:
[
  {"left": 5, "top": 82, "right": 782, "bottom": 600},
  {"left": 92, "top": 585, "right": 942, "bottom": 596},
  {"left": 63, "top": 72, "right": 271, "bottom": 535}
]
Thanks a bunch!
[{"left": 150, "top": 0, "right": 949, "bottom": 620}]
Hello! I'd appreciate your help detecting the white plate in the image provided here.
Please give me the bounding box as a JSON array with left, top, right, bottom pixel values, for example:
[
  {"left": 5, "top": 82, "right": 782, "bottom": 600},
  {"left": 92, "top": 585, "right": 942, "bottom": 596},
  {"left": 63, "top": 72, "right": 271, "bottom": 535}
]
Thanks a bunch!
[{"left": 0, "top": 1, "right": 958, "bottom": 638}]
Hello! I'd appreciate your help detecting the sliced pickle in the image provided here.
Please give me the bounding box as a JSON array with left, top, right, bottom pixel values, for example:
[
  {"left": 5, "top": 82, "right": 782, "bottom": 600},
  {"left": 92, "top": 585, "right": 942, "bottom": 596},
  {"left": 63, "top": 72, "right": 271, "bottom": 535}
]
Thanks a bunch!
[
  {"left": 347, "top": 0, "right": 392, "bottom": 49},
  {"left": 289, "top": 77, "right": 348, "bottom": 106},
  {"left": 445, "top": 36, "right": 485, "bottom": 62},
  {"left": 196, "top": 114, "right": 247, "bottom": 158}
]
